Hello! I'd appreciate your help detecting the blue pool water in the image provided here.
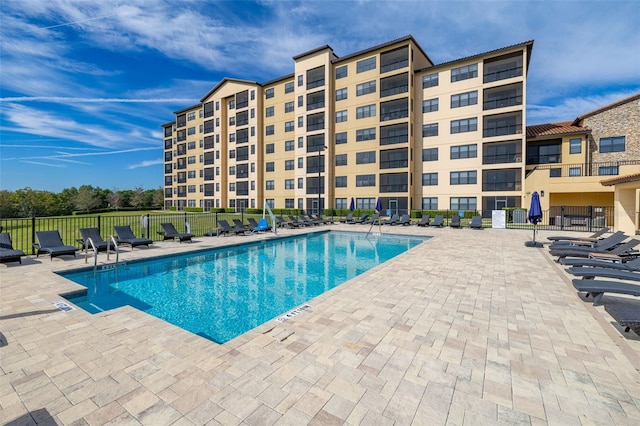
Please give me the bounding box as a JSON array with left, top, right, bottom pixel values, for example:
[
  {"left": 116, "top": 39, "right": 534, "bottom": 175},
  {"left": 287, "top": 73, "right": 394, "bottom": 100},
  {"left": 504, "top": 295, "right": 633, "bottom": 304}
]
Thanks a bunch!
[{"left": 60, "top": 231, "right": 427, "bottom": 343}]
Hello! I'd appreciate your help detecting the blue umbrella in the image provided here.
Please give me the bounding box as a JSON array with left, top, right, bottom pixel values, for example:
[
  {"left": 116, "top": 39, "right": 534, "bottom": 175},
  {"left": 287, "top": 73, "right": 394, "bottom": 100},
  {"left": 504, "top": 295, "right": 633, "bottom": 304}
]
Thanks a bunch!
[
  {"left": 375, "top": 197, "right": 382, "bottom": 212},
  {"left": 527, "top": 191, "right": 543, "bottom": 247},
  {"left": 349, "top": 197, "right": 355, "bottom": 211}
]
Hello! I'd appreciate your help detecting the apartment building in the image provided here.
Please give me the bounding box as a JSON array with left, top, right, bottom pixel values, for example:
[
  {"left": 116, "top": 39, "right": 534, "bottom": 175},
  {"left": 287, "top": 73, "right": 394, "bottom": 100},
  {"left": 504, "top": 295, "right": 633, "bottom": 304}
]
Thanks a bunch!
[{"left": 163, "top": 35, "right": 534, "bottom": 215}]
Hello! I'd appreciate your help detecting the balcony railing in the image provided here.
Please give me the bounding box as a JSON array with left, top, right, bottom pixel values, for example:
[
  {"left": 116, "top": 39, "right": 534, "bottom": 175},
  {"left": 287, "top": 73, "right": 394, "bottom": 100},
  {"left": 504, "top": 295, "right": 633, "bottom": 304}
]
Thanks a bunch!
[
  {"left": 532, "top": 159, "right": 640, "bottom": 178},
  {"left": 483, "top": 95, "right": 523, "bottom": 110}
]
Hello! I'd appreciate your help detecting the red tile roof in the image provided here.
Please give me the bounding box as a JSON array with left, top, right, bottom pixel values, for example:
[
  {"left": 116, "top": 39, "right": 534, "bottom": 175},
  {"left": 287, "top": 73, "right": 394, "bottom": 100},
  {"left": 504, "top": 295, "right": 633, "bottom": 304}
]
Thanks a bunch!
[
  {"left": 600, "top": 172, "right": 640, "bottom": 186},
  {"left": 526, "top": 121, "right": 587, "bottom": 138}
]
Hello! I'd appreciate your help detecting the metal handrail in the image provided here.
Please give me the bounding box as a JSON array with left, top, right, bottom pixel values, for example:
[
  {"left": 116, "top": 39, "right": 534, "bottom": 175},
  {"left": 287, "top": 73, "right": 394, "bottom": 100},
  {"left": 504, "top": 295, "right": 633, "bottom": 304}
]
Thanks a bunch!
[
  {"left": 107, "top": 235, "right": 119, "bottom": 265},
  {"left": 84, "top": 238, "right": 97, "bottom": 268}
]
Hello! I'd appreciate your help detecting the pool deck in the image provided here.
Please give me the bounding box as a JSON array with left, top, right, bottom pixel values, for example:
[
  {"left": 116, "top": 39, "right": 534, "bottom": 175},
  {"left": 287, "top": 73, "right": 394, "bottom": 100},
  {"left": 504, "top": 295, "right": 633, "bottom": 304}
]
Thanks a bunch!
[{"left": 1, "top": 224, "right": 639, "bottom": 425}]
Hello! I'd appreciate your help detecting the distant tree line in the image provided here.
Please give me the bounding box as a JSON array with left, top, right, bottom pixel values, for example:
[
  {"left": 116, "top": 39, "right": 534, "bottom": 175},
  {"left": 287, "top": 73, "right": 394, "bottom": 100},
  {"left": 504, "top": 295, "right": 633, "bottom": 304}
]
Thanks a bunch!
[{"left": 0, "top": 186, "right": 164, "bottom": 218}]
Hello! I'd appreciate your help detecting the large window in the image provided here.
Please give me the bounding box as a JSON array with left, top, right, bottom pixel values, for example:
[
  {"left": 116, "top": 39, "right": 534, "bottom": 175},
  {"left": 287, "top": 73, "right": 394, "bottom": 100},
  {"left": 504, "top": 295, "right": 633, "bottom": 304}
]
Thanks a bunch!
[
  {"left": 451, "top": 64, "right": 478, "bottom": 82},
  {"left": 423, "top": 98, "right": 439, "bottom": 113},
  {"left": 380, "top": 123, "right": 408, "bottom": 145},
  {"left": 380, "top": 72, "right": 408, "bottom": 97},
  {"left": 306, "top": 134, "right": 325, "bottom": 153},
  {"left": 236, "top": 128, "right": 249, "bottom": 144},
  {"left": 356, "top": 128, "right": 376, "bottom": 142},
  {"left": 203, "top": 102, "right": 214, "bottom": 118},
  {"left": 450, "top": 118, "right": 477, "bottom": 134},
  {"left": 307, "top": 91, "right": 325, "bottom": 110},
  {"left": 482, "top": 169, "right": 521, "bottom": 191},
  {"left": 422, "top": 148, "right": 438, "bottom": 161},
  {"left": 422, "top": 73, "right": 438, "bottom": 88},
  {"left": 380, "top": 148, "right": 408, "bottom": 169},
  {"left": 450, "top": 171, "right": 477, "bottom": 185},
  {"left": 422, "top": 123, "right": 438, "bottom": 137},
  {"left": 356, "top": 174, "right": 376, "bottom": 187},
  {"left": 357, "top": 57, "right": 376, "bottom": 73},
  {"left": 527, "top": 141, "right": 561, "bottom": 164},
  {"left": 451, "top": 144, "right": 477, "bottom": 159},
  {"left": 356, "top": 81, "right": 376, "bottom": 96},
  {"left": 600, "top": 136, "right": 625, "bottom": 153},
  {"left": 356, "top": 151, "right": 376, "bottom": 164},
  {"left": 285, "top": 179, "right": 295, "bottom": 189},
  {"left": 599, "top": 165, "right": 619, "bottom": 175},
  {"left": 380, "top": 98, "right": 408, "bottom": 121},
  {"left": 356, "top": 104, "right": 376, "bottom": 119},
  {"left": 307, "top": 112, "right": 325, "bottom": 131},
  {"left": 422, "top": 198, "right": 438, "bottom": 210},
  {"left": 483, "top": 52, "right": 523, "bottom": 83},
  {"left": 236, "top": 90, "right": 249, "bottom": 109},
  {"left": 380, "top": 46, "right": 408, "bottom": 73},
  {"left": 379, "top": 172, "right": 407, "bottom": 192},
  {"left": 422, "top": 173, "right": 438, "bottom": 186},
  {"left": 451, "top": 91, "right": 478, "bottom": 108},
  {"left": 483, "top": 83, "right": 523, "bottom": 110},
  {"left": 450, "top": 197, "right": 477, "bottom": 211},
  {"left": 483, "top": 112, "right": 522, "bottom": 137},
  {"left": 483, "top": 140, "right": 521, "bottom": 164},
  {"left": 569, "top": 138, "right": 582, "bottom": 154}
]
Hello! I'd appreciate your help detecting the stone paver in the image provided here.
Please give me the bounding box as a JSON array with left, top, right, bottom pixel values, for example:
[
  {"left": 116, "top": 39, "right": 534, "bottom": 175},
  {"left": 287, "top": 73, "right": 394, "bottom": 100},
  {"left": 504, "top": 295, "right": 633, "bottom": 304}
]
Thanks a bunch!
[{"left": 1, "top": 225, "right": 640, "bottom": 425}]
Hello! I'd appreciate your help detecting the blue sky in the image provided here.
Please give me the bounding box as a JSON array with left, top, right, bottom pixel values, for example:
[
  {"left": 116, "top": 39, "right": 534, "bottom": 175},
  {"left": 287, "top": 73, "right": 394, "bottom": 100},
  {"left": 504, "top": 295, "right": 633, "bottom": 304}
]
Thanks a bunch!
[{"left": 1, "top": 0, "right": 638, "bottom": 193}]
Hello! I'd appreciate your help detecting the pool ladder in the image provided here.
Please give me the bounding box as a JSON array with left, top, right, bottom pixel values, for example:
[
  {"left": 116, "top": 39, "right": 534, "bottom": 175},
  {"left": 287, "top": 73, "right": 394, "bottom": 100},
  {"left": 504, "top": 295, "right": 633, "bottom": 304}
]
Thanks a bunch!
[{"left": 84, "top": 236, "right": 120, "bottom": 271}]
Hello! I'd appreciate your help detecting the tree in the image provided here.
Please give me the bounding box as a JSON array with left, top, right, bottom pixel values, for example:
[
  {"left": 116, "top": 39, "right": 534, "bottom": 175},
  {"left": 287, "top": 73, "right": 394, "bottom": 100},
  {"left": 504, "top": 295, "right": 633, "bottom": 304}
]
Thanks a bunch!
[
  {"left": 152, "top": 188, "right": 164, "bottom": 209},
  {"left": 108, "top": 189, "right": 123, "bottom": 210},
  {"left": 74, "top": 185, "right": 100, "bottom": 212},
  {"left": 0, "top": 190, "right": 18, "bottom": 218},
  {"left": 58, "top": 187, "right": 79, "bottom": 215},
  {"left": 130, "top": 186, "right": 145, "bottom": 209}
]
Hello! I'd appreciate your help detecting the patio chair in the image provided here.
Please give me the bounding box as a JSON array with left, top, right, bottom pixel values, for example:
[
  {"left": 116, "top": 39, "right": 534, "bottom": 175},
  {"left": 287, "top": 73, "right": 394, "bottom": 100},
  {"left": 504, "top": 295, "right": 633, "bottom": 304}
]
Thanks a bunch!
[
  {"left": 450, "top": 215, "right": 461, "bottom": 228},
  {"left": 568, "top": 266, "right": 640, "bottom": 282},
  {"left": 416, "top": 216, "right": 430, "bottom": 227},
  {"left": 548, "top": 232, "right": 628, "bottom": 260},
  {"left": 469, "top": 216, "right": 483, "bottom": 229},
  {"left": 79, "top": 227, "right": 113, "bottom": 252},
  {"left": 232, "top": 219, "right": 252, "bottom": 235},
  {"left": 363, "top": 213, "right": 380, "bottom": 225},
  {"left": 249, "top": 218, "right": 270, "bottom": 233},
  {"left": 604, "top": 302, "right": 640, "bottom": 334},
  {"left": 275, "top": 215, "right": 291, "bottom": 229},
  {"left": 300, "top": 214, "right": 322, "bottom": 225},
  {"left": 551, "top": 237, "right": 638, "bottom": 262},
  {"left": 430, "top": 215, "right": 444, "bottom": 227},
  {"left": 287, "top": 215, "right": 307, "bottom": 227},
  {"left": 383, "top": 214, "right": 398, "bottom": 225},
  {"left": 114, "top": 225, "right": 153, "bottom": 249},
  {"left": 217, "top": 220, "right": 244, "bottom": 236},
  {"left": 394, "top": 214, "right": 411, "bottom": 226},
  {"left": 159, "top": 223, "right": 194, "bottom": 242},
  {"left": 339, "top": 212, "right": 354, "bottom": 223},
  {"left": 349, "top": 214, "right": 369, "bottom": 224},
  {"left": 313, "top": 215, "right": 334, "bottom": 225},
  {"left": 34, "top": 230, "right": 79, "bottom": 260},
  {"left": 548, "top": 227, "right": 610, "bottom": 242},
  {"left": 572, "top": 278, "right": 640, "bottom": 305},
  {"left": 560, "top": 257, "right": 640, "bottom": 271},
  {"left": 0, "top": 233, "right": 25, "bottom": 264}
]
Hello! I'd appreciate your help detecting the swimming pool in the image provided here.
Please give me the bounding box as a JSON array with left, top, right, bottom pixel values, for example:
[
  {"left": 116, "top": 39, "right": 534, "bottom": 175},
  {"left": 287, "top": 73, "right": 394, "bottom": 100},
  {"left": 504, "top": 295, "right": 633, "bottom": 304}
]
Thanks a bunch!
[{"left": 60, "top": 231, "right": 427, "bottom": 343}]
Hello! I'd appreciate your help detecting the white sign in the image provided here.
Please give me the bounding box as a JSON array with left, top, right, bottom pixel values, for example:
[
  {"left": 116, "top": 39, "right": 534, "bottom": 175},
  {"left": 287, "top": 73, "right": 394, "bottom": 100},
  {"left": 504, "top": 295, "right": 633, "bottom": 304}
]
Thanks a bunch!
[{"left": 492, "top": 210, "right": 506, "bottom": 229}]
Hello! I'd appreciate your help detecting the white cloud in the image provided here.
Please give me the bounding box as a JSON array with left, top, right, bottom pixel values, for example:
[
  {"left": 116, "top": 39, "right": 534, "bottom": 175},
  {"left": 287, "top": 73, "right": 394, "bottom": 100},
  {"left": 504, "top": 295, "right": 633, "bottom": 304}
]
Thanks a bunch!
[{"left": 128, "top": 159, "right": 163, "bottom": 169}]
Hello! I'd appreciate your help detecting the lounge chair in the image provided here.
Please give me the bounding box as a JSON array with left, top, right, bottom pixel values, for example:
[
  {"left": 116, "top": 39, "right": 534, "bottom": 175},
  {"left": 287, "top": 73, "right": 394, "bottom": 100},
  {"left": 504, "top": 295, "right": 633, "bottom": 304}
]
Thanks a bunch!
[
  {"left": 275, "top": 215, "right": 291, "bottom": 229},
  {"left": 560, "top": 257, "right": 640, "bottom": 271},
  {"left": 313, "top": 215, "right": 334, "bottom": 225},
  {"left": 572, "top": 278, "right": 640, "bottom": 305},
  {"left": 79, "top": 227, "right": 114, "bottom": 252},
  {"left": 349, "top": 214, "right": 369, "bottom": 224},
  {"left": 249, "top": 218, "right": 269, "bottom": 233},
  {"left": 287, "top": 215, "right": 307, "bottom": 227},
  {"left": 300, "top": 214, "right": 322, "bottom": 225},
  {"left": 394, "top": 214, "right": 411, "bottom": 226},
  {"left": 568, "top": 266, "right": 640, "bottom": 282},
  {"left": 450, "top": 215, "right": 461, "bottom": 228},
  {"left": 383, "top": 214, "right": 398, "bottom": 225},
  {"left": 604, "top": 303, "right": 640, "bottom": 334},
  {"left": 416, "top": 216, "right": 430, "bottom": 227},
  {"left": 551, "top": 237, "right": 638, "bottom": 261},
  {"left": 114, "top": 225, "right": 153, "bottom": 249},
  {"left": 340, "top": 212, "right": 354, "bottom": 223},
  {"left": 217, "top": 220, "right": 245, "bottom": 236},
  {"left": 430, "top": 215, "right": 444, "bottom": 227},
  {"left": 159, "top": 223, "right": 194, "bottom": 242},
  {"left": 548, "top": 232, "right": 628, "bottom": 259},
  {"left": 363, "top": 213, "right": 380, "bottom": 225},
  {"left": 0, "top": 233, "right": 25, "bottom": 264},
  {"left": 469, "top": 216, "right": 483, "bottom": 229},
  {"left": 232, "top": 219, "right": 252, "bottom": 234},
  {"left": 34, "top": 230, "right": 78, "bottom": 260},
  {"left": 548, "top": 227, "right": 610, "bottom": 242}
]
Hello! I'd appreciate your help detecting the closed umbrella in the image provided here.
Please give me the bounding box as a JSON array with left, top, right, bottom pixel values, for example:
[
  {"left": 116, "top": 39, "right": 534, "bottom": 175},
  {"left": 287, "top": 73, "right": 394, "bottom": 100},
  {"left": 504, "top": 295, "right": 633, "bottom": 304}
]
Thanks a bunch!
[
  {"left": 375, "top": 197, "right": 382, "bottom": 212},
  {"left": 526, "top": 191, "right": 543, "bottom": 247},
  {"left": 349, "top": 197, "right": 355, "bottom": 212}
]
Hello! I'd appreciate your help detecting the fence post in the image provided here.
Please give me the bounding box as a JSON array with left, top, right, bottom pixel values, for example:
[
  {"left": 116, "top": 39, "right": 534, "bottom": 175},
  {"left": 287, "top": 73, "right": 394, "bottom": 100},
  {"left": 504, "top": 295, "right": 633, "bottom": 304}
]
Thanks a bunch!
[
  {"left": 560, "top": 206, "right": 565, "bottom": 230},
  {"left": 31, "top": 216, "right": 36, "bottom": 255},
  {"left": 588, "top": 205, "right": 593, "bottom": 232},
  {"left": 97, "top": 214, "right": 101, "bottom": 231}
]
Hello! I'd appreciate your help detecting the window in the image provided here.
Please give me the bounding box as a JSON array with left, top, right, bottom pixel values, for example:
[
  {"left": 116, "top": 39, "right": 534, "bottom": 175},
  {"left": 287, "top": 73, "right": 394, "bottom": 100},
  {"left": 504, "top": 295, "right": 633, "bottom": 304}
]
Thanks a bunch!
[
  {"left": 336, "top": 88, "right": 347, "bottom": 101},
  {"left": 187, "top": 156, "right": 196, "bottom": 164},
  {"left": 298, "top": 157, "right": 304, "bottom": 168},
  {"left": 423, "top": 148, "right": 438, "bottom": 161},
  {"left": 229, "top": 116, "right": 236, "bottom": 126},
  {"left": 599, "top": 165, "right": 619, "bottom": 175},
  {"left": 236, "top": 128, "right": 249, "bottom": 144},
  {"left": 203, "top": 102, "right": 214, "bottom": 118},
  {"left": 307, "top": 91, "right": 325, "bottom": 110},
  {"left": 451, "top": 171, "right": 477, "bottom": 185},
  {"left": 380, "top": 72, "right": 408, "bottom": 97},
  {"left": 229, "top": 150, "right": 235, "bottom": 159},
  {"left": 422, "top": 173, "right": 438, "bottom": 186},
  {"left": 266, "top": 143, "right": 274, "bottom": 154},
  {"left": 527, "top": 140, "right": 561, "bottom": 164},
  {"left": 285, "top": 101, "right": 294, "bottom": 113},
  {"left": 176, "top": 114, "right": 186, "bottom": 128},
  {"left": 298, "top": 137, "right": 304, "bottom": 148},
  {"left": 236, "top": 90, "right": 248, "bottom": 109},
  {"left": 356, "top": 81, "right": 376, "bottom": 96},
  {"left": 356, "top": 104, "right": 376, "bottom": 119},
  {"left": 335, "top": 154, "right": 347, "bottom": 166},
  {"left": 298, "top": 96, "right": 303, "bottom": 107},
  {"left": 356, "top": 174, "right": 376, "bottom": 187},
  {"left": 266, "top": 180, "right": 275, "bottom": 190},
  {"left": 188, "top": 185, "right": 196, "bottom": 193},
  {"left": 422, "top": 73, "right": 438, "bottom": 88},
  {"left": 297, "top": 75, "right": 303, "bottom": 87},
  {"left": 423, "top": 98, "right": 438, "bottom": 113},
  {"left": 285, "top": 160, "right": 294, "bottom": 170},
  {"left": 266, "top": 106, "right": 274, "bottom": 117},
  {"left": 306, "top": 134, "right": 325, "bottom": 153},
  {"left": 335, "top": 198, "right": 347, "bottom": 210},
  {"left": 379, "top": 172, "right": 407, "bottom": 192},
  {"left": 298, "top": 178, "right": 304, "bottom": 189},
  {"left": 229, "top": 182, "right": 236, "bottom": 192},
  {"left": 600, "top": 136, "right": 625, "bottom": 153},
  {"left": 356, "top": 151, "right": 376, "bottom": 164},
  {"left": 450, "top": 118, "right": 477, "bottom": 134},
  {"left": 335, "top": 176, "right": 347, "bottom": 187},
  {"left": 451, "top": 91, "right": 478, "bottom": 108},
  {"left": 285, "top": 198, "right": 294, "bottom": 208},
  {"left": 229, "top": 99, "right": 235, "bottom": 110},
  {"left": 336, "top": 65, "right": 347, "bottom": 79},
  {"left": 380, "top": 123, "right": 408, "bottom": 145},
  {"left": 335, "top": 132, "right": 347, "bottom": 145},
  {"left": 236, "top": 146, "right": 249, "bottom": 161},
  {"left": 285, "top": 121, "right": 294, "bottom": 132},
  {"left": 422, "top": 197, "right": 438, "bottom": 210},
  {"left": 569, "top": 138, "right": 582, "bottom": 154},
  {"left": 569, "top": 167, "right": 582, "bottom": 176},
  {"left": 356, "top": 197, "right": 376, "bottom": 209},
  {"left": 266, "top": 162, "right": 274, "bottom": 172},
  {"left": 550, "top": 168, "right": 562, "bottom": 178},
  {"left": 380, "top": 46, "right": 408, "bottom": 73},
  {"left": 356, "top": 128, "right": 376, "bottom": 142},
  {"left": 483, "top": 112, "right": 522, "bottom": 137},
  {"left": 380, "top": 148, "right": 408, "bottom": 169},
  {"left": 187, "top": 112, "right": 196, "bottom": 121},
  {"left": 285, "top": 179, "right": 295, "bottom": 189},
  {"left": 481, "top": 169, "right": 520, "bottom": 191},
  {"left": 451, "top": 144, "right": 477, "bottom": 159},
  {"left": 422, "top": 123, "right": 438, "bottom": 137},
  {"left": 188, "top": 170, "right": 196, "bottom": 178},
  {"left": 285, "top": 81, "right": 294, "bottom": 93},
  {"left": 306, "top": 66, "right": 325, "bottom": 90},
  {"left": 357, "top": 57, "right": 376, "bottom": 73},
  {"left": 336, "top": 110, "right": 347, "bottom": 123},
  {"left": 451, "top": 64, "right": 478, "bottom": 82},
  {"left": 450, "top": 197, "right": 477, "bottom": 211},
  {"left": 380, "top": 98, "right": 407, "bottom": 121},
  {"left": 265, "top": 125, "right": 274, "bottom": 135},
  {"left": 483, "top": 140, "right": 522, "bottom": 164},
  {"left": 285, "top": 140, "right": 294, "bottom": 151},
  {"left": 483, "top": 52, "right": 523, "bottom": 83},
  {"left": 483, "top": 83, "right": 523, "bottom": 110},
  {"left": 229, "top": 133, "right": 236, "bottom": 143},
  {"left": 265, "top": 88, "right": 274, "bottom": 98},
  {"left": 188, "top": 141, "right": 196, "bottom": 150}
]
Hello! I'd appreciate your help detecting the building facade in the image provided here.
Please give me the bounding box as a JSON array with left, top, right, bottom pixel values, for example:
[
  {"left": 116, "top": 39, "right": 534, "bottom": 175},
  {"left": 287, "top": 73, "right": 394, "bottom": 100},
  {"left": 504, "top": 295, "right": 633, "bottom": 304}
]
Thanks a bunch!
[{"left": 163, "top": 35, "right": 534, "bottom": 214}]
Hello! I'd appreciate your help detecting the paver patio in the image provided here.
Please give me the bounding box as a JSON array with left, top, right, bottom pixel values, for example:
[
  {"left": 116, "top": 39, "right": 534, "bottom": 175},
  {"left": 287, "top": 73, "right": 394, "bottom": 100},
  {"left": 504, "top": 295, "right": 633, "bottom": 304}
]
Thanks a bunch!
[{"left": 1, "top": 225, "right": 639, "bottom": 425}]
